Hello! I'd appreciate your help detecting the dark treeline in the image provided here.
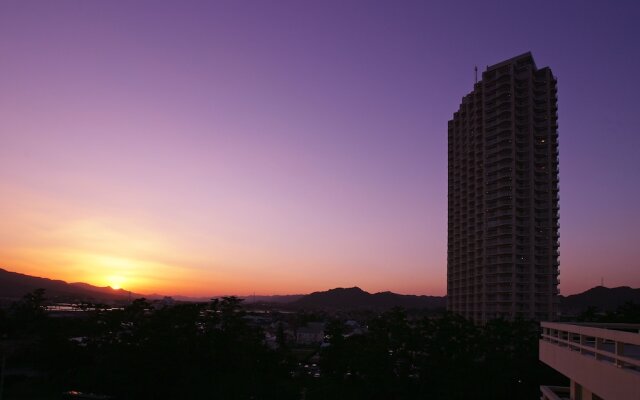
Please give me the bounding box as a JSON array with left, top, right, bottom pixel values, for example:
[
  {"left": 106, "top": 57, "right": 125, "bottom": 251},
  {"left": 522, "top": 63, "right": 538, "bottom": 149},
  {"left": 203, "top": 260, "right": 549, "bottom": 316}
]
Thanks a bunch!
[
  {"left": 0, "top": 289, "right": 590, "bottom": 399},
  {"left": 573, "top": 301, "right": 640, "bottom": 323}
]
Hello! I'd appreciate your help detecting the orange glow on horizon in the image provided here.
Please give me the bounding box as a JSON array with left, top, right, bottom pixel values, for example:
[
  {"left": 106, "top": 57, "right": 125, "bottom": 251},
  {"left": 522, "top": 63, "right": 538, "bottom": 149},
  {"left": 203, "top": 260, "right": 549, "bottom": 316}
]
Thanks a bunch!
[
  {"left": 0, "top": 189, "right": 448, "bottom": 297},
  {"left": 1, "top": 251, "right": 448, "bottom": 298}
]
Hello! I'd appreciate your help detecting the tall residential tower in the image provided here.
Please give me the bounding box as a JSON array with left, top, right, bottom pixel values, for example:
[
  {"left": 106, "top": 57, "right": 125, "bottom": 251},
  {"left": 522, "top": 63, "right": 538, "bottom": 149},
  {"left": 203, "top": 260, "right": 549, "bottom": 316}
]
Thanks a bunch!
[{"left": 447, "top": 53, "right": 559, "bottom": 322}]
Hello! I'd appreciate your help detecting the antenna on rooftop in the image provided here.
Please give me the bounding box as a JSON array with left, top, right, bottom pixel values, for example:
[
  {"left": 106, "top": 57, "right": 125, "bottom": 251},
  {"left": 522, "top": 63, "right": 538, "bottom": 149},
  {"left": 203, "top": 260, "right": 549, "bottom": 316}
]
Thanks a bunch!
[
  {"left": 475, "top": 66, "right": 478, "bottom": 84},
  {"left": 601, "top": 277, "right": 604, "bottom": 287}
]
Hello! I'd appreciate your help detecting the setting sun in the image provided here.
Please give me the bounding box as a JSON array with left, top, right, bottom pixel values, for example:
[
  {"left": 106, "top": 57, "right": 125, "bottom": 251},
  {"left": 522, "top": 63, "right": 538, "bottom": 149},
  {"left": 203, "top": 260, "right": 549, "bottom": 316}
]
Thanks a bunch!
[{"left": 107, "top": 275, "right": 125, "bottom": 290}]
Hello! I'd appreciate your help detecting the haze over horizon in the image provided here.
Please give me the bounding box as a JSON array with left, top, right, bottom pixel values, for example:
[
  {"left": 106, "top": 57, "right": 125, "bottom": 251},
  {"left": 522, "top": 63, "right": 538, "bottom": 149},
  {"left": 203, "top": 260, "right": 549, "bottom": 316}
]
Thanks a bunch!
[{"left": 1, "top": 1, "right": 639, "bottom": 297}]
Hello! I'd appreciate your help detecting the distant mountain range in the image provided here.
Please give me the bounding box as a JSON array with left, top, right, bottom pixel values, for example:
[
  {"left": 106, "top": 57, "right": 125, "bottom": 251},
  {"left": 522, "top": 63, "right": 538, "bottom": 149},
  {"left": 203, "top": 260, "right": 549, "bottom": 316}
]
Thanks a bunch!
[
  {"left": 290, "top": 287, "right": 446, "bottom": 310},
  {"left": 559, "top": 286, "right": 640, "bottom": 314},
  {"left": 246, "top": 294, "right": 305, "bottom": 304},
  {"left": 0, "top": 268, "right": 302, "bottom": 305},
  {"left": 1, "top": 267, "right": 639, "bottom": 313},
  {"left": 0, "top": 268, "right": 136, "bottom": 304},
  {"left": 0, "top": 268, "right": 445, "bottom": 309}
]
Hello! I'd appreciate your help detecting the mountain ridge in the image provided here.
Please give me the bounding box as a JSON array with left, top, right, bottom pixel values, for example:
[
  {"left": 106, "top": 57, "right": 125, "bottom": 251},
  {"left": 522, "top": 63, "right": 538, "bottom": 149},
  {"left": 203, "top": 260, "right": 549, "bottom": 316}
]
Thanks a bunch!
[
  {"left": 2, "top": 268, "right": 639, "bottom": 313},
  {"left": 559, "top": 285, "right": 640, "bottom": 314},
  {"left": 0, "top": 267, "right": 135, "bottom": 303},
  {"left": 291, "top": 286, "right": 446, "bottom": 310}
]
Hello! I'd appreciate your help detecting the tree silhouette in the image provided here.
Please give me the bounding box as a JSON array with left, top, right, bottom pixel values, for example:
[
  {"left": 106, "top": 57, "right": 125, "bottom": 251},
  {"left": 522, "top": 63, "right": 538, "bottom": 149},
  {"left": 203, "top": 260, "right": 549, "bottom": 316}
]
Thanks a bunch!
[{"left": 3, "top": 291, "right": 566, "bottom": 400}]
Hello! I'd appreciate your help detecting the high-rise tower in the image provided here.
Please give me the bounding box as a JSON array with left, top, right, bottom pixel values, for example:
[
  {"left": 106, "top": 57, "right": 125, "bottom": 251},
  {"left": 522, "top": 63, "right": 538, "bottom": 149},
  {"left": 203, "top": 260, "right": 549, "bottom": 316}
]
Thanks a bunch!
[{"left": 447, "top": 52, "right": 559, "bottom": 322}]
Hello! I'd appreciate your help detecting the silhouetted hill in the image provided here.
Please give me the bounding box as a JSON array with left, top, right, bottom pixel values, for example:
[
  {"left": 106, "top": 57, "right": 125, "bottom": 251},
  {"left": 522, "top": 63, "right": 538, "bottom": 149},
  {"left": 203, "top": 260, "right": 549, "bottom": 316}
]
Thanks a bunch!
[
  {"left": 291, "top": 287, "right": 446, "bottom": 310},
  {"left": 10, "top": 267, "right": 637, "bottom": 314},
  {"left": 0, "top": 267, "right": 136, "bottom": 304},
  {"left": 560, "top": 286, "right": 640, "bottom": 314},
  {"left": 244, "top": 294, "right": 304, "bottom": 304}
]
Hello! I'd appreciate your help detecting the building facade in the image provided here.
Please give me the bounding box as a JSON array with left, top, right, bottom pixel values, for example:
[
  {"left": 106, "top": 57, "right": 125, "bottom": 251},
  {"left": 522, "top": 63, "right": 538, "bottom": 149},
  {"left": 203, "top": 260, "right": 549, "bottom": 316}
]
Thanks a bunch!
[
  {"left": 447, "top": 52, "right": 559, "bottom": 322},
  {"left": 539, "top": 322, "right": 640, "bottom": 400}
]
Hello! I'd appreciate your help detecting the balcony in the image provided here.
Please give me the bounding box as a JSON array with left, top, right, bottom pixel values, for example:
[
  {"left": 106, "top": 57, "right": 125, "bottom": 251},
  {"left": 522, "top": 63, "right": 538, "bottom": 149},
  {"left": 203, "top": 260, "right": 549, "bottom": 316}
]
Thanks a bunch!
[
  {"left": 485, "top": 192, "right": 512, "bottom": 201},
  {"left": 540, "top": 322, "right": 640, "bottom": 400},
  {"left": 540, "top": 385, "right": 570, "bottom": 400}
]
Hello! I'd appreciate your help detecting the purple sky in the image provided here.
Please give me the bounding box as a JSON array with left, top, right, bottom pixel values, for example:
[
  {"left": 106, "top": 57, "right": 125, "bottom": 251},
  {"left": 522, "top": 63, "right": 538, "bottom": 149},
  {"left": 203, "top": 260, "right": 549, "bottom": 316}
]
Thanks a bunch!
[{"left": 1, "top": 1, "right": 639, "bottom": 296}]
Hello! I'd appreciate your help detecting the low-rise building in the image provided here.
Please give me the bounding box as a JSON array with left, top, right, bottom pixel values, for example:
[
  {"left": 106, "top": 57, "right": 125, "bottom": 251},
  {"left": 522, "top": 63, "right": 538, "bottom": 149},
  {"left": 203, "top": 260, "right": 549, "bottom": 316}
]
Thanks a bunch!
[
  {"left": 539, "top": 322, "right": 640, "bottom": 400},
  {"left": 296, "top": 322, "right": 325, "bottom": 345}
]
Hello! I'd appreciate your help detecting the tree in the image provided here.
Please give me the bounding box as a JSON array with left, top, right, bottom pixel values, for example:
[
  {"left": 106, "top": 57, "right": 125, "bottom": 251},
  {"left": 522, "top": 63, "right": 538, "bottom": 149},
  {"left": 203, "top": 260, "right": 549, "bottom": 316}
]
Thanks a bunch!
[{"left": 9, "top": 288, "right": 48, "bottom": 334}]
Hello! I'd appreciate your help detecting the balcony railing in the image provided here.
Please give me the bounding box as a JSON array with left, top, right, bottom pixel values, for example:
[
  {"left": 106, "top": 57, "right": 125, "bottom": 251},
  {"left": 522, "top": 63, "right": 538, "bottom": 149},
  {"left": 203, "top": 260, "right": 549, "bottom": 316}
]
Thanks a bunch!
[
  {"left": 539, "top": 385, "right": 569, "bottom": 400},
  {"left": 541, "top": 322, "right": 640, "bottom": 370},
  {"left": 540, "top": 322, "right": 640, "bottom": 400}
]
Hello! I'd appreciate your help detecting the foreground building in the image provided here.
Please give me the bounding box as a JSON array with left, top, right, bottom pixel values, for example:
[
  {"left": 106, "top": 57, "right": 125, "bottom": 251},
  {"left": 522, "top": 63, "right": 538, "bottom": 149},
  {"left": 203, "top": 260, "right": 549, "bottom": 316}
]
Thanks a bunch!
[
  {"left": 447, "top": 52, "right": 560, "bottom": 322},
  {"left": 540, "top": 322, "right": 640, "bottom": 400}
]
